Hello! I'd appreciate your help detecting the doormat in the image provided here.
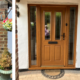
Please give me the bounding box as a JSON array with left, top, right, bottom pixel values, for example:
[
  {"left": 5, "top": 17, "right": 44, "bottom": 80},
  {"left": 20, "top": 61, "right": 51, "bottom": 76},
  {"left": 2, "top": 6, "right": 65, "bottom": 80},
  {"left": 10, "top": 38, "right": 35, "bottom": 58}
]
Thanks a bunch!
[{"left": 41, "top": 69, "right": 65, "bottom": 79}]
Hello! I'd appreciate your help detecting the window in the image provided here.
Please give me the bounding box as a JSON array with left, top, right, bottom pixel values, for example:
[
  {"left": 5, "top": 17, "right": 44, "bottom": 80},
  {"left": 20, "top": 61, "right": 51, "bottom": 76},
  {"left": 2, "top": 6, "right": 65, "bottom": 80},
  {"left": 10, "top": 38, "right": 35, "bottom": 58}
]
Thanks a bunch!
[
  {"left": 68, "top": 7, "right": 76, "bottom": 65},
  {"left": 45, "top": 12, "right": 51, "bottom": 40},
  {"left": 30, "top": 6, "right": 37, "bottom": 65},
  {"left": 55, "top": 12, "right": 61, "bottom": 40}
]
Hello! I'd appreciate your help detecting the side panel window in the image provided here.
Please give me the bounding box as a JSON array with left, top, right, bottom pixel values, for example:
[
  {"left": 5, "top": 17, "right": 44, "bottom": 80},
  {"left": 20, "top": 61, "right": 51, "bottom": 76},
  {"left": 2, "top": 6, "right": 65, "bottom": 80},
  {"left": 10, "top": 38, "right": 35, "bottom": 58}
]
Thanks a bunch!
[
  {"left": 68, "top": 7, "right": 76, "bottom": 65},
  {"left": 30, "top": 6, "right": 37, "bottom": 65}
]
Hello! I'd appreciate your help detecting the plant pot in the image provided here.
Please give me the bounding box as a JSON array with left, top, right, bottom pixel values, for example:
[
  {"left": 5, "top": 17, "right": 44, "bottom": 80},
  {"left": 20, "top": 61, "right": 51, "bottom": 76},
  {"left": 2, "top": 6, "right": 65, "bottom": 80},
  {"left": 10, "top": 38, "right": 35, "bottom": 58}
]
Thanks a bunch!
[{"left": 0, "top": 69, "right": 12, "bottom": 80}]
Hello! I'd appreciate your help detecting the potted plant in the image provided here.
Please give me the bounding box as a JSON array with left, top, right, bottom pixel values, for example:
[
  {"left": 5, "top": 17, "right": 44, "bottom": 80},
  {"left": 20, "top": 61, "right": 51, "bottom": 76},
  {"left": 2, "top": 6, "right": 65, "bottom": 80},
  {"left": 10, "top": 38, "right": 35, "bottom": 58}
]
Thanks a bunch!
[
  {"left": 0, "top": 48, "right": 12, "bottom": 80},
  {"left": 2, "top": 18, "right": 12, "bottom": 31}
]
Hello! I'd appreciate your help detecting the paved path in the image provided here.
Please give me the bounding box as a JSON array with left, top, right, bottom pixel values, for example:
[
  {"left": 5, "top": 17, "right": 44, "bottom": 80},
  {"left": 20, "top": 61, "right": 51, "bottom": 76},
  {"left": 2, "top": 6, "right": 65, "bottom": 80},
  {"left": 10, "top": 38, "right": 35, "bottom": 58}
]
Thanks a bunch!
[{"left": 19, "top": 70, "right": 80, "bottom": 80}]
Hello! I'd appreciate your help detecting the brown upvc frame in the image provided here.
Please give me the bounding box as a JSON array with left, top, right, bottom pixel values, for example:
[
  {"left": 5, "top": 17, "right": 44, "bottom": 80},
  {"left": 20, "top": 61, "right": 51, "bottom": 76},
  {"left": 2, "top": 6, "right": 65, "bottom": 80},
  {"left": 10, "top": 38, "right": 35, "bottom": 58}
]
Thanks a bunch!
[
  {"left": 28, "top": 4, "right": 78, "bottom": 70},
  {"left": 66, "top": 5, "right": 78, "bottom": 67}
]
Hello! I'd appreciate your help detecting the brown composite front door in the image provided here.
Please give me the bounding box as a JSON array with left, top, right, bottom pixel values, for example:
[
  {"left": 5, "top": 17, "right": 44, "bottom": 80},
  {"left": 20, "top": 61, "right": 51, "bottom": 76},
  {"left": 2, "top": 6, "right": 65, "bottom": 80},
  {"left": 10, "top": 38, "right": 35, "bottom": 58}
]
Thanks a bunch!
[
  {"left": 41, "top": 7, "right": 66, "bottom": 67},
  {"left": 29, "top": 5, "right": 77, "bottom": 69}
]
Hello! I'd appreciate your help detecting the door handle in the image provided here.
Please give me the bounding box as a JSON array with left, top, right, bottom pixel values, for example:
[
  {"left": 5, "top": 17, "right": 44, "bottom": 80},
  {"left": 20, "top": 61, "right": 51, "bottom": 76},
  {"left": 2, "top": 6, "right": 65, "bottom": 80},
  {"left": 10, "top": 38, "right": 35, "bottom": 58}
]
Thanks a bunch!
[{"left": 61, "top": 33, "right": 65, "bottom": 40}]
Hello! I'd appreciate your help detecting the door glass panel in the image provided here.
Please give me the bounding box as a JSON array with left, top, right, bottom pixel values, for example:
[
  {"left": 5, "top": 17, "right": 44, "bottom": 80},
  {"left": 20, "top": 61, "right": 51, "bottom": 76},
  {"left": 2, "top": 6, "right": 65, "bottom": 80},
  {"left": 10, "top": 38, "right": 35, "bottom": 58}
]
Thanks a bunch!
[
  {"left": 55, "top": 12, "right": 61, "bottom": 40},
  {"left": 30, "top": 6, "right": 37, "bottom": 65},
  {"left": 68, "top": 7, "right": 76, "bottom": 65},
  {"left": 45, "top": 12, "right": 51, "bottom": 40}
]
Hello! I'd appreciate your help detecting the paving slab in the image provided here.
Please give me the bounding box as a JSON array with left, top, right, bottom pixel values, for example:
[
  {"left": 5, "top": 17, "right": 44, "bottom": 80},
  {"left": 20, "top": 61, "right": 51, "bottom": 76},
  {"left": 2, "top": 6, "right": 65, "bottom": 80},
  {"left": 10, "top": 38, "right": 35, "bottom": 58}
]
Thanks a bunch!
[{"left": 19, "top": 70, "right": 80, "bottom": 80}]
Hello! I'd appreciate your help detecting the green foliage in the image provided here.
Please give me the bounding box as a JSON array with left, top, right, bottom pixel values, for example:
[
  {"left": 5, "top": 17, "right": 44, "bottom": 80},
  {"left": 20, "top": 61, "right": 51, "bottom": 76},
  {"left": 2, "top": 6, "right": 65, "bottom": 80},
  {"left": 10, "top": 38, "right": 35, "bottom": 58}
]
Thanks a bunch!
[
  {"left": 3, "top": 60, "right": 6, "bottom": 62},
  {"left": 0, "top": 65, "right": 4, "bottom": 70},
  {"left": 56, "top": 12, "right": 61, "bottom": 17},
  {"left": 31, "top": 22, "right": 34, "bottom": 27},
  {"left": 45, "top": 12, "right": 50, "bottom": 17},
  {"left": 3, "top": 20, "right": 12, "bottom": 31},
  {"left": 0, "top": 48, "right": 12, "bottom": 70}
]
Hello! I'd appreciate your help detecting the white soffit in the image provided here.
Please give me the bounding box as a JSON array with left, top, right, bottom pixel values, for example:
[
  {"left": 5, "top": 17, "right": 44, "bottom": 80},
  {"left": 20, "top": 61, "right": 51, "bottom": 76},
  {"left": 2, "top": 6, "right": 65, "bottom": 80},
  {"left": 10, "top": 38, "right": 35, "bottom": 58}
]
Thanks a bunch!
[{"left": 26, "top": 0, "right": 78, "bottom": 4}]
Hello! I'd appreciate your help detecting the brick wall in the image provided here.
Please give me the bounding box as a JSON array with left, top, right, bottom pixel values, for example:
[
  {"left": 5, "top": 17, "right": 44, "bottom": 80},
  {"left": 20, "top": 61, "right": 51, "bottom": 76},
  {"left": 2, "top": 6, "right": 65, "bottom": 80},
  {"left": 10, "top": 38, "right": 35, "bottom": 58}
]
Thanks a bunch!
[
  {"left": 15, "top": 5, "right": 19, "bottom": 80},
  {"left": 0, "top": 9, "right": 7, "bottom": 57}
]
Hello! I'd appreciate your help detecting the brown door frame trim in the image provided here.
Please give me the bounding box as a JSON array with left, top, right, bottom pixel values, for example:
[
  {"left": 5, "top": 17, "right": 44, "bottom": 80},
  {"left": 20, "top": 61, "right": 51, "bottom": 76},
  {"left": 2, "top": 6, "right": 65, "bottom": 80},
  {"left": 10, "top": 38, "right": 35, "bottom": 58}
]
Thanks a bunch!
[{"left": 28, "top": 4, "right": 78, "bottom": 69}]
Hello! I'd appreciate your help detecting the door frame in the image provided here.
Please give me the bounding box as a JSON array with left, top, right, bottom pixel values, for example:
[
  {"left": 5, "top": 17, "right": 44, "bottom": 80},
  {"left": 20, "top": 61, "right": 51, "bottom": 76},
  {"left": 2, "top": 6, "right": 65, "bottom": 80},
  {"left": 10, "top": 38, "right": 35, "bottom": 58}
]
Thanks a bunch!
[{"left": 28, "top": 4, "right": 78, "bottom": 69}]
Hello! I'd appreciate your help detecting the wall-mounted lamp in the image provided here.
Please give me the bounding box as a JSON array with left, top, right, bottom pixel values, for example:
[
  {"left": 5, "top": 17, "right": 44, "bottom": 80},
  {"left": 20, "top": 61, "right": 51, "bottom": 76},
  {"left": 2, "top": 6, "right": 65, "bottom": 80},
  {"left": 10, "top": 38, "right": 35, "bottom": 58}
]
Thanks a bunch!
[{"left": 17, "top": 11, "right": 20, "bottom": 17}]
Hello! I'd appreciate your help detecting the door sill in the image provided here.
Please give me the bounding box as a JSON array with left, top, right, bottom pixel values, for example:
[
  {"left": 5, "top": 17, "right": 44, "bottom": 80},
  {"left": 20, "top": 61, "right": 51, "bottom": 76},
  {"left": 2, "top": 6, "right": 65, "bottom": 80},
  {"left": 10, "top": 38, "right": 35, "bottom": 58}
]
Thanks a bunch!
[{"left": 29, "top": 67, "right": 75, "bottom": 70}]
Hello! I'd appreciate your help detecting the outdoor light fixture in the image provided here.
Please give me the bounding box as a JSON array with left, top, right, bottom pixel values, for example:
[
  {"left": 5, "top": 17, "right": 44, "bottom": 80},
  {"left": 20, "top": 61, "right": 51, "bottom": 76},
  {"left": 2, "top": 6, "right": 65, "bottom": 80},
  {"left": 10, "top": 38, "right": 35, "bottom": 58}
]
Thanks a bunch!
[{"left": 17, "top": 11, "right": 20, "bottom": 17}]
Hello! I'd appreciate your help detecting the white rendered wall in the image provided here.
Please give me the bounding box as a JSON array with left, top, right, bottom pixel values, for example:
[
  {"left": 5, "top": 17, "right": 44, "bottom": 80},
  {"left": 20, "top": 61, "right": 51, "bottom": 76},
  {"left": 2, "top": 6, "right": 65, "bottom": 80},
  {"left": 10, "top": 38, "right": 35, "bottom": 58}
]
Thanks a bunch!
[{"left": 17, "top": 0, "right": 80, "bottom": 69}]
